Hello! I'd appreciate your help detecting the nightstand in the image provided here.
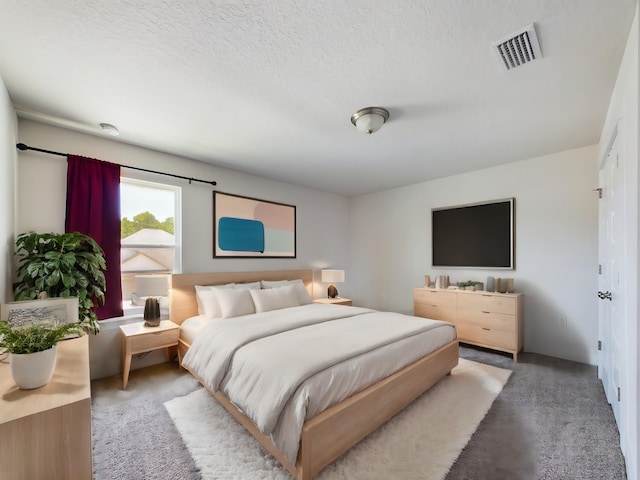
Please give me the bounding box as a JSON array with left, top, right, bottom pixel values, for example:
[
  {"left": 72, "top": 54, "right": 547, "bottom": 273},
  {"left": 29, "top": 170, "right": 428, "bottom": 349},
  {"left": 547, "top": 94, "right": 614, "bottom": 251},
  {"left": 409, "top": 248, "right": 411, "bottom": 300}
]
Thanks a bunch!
[
  {"left": 314, "top": 297, "right": 353, "bottom": 306},
  {"left": 120, "top": 320, "right": 180, "bottom": 389}
]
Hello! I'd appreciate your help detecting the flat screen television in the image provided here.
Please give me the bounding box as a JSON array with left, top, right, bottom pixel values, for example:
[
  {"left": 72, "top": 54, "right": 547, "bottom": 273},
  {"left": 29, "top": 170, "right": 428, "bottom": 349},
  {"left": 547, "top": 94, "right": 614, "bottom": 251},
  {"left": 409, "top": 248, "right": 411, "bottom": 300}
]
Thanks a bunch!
[{"left": 431, "top": 198, "right": 515, "bottom": 269}]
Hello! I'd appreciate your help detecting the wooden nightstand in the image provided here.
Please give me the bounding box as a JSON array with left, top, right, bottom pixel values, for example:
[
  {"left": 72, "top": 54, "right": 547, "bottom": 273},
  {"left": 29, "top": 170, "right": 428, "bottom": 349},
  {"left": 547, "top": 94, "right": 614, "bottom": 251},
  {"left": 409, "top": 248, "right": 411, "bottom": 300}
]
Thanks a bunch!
[
  {"left": 314, "top": 297, "right": 353, "bottom": 306},
  {"left": 120, "top": 320, "right": 180, "bottom": 389}
]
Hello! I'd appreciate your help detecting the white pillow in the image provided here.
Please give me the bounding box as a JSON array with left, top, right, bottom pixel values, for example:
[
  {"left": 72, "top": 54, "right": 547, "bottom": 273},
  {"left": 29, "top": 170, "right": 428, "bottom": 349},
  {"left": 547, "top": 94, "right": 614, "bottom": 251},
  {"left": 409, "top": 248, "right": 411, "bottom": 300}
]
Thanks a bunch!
[
  {"left": 261, "top": 279, "right": 313, "bottom": 305},
  {"left": 215, "top": 287, "right": 256, "bottom": 318},
  {"left": 235, "top": 281, "right": 261, "bottom": 290},
  {"left": 197, "top": 288, "right": 228, "bottom": 318},
  {"left": 261, "top": 280, "right": 289, "bottom": 289},
  {"left": 291, "top": 280, "right": 313, "bottom": 305},
  {"left": 195, "top": 283, "right": 234, "bottom": 315},
  {"left": 250, "top": 284, "right": 300, "bottom": 313}
]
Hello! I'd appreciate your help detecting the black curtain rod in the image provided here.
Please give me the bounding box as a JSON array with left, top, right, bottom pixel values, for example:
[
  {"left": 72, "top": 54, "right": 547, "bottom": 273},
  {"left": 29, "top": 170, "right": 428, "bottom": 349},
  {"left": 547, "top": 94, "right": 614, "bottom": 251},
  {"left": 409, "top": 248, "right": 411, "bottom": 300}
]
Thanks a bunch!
[{"left": 16, "top": 143, "right": 217, "bottom": 186}]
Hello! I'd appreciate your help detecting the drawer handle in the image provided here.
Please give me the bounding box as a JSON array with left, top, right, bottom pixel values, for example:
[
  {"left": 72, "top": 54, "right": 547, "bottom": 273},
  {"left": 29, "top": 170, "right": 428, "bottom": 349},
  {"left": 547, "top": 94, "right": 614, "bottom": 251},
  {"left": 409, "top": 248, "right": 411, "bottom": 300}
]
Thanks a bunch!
[
  {"left": 481, "top": 311, "right": 491, "bottom": 314},
  {"left": 482, "top": 327, "right": 491, "bottom": 331},
  {"left": 430, "top": 304, "right": 438, "bottom": 307}
]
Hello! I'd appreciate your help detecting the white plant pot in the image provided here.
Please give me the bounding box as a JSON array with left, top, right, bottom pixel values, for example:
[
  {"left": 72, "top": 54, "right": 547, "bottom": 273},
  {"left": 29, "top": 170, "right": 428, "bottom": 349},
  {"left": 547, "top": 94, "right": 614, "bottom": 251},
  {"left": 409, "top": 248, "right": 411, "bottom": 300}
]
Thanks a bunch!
[{"left": 10, "top": 346, "right": 57, "bottom": 390}]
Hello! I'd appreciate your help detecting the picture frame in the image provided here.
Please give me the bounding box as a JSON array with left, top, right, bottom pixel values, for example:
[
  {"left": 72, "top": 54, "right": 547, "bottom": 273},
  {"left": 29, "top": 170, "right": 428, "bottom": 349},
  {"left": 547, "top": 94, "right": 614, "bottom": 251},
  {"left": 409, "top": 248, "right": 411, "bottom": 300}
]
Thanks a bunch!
[
  {"left": 1, "top": 297, "right": 79, "bottom": 329},
  {"left": 213, "top": 191, "right": 296, "bottom": 258}
]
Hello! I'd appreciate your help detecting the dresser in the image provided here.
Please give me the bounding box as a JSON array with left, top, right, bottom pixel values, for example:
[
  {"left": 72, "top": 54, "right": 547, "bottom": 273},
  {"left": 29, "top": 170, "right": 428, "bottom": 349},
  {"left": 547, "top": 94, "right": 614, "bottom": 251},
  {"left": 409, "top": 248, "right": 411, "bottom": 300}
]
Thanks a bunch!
[
  {"left": 414, "top": 288, "right": 524, "bottom": 361},
  {"left": 0, "top": 335, "right": 92, "bottom": 479}
]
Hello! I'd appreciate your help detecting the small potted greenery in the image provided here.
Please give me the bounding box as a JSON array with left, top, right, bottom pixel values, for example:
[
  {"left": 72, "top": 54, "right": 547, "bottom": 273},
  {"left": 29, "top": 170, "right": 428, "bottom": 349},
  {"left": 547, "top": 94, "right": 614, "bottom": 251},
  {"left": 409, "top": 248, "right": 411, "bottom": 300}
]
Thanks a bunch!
[
  {"left": 457, "top": 280, "right": 476, "bottom": 291},
  {"left": 13, "top": 232, "right": 107, "bottom": 335},
  {"left": 0, "top": 321, "right": 84, "bottom": 389}
]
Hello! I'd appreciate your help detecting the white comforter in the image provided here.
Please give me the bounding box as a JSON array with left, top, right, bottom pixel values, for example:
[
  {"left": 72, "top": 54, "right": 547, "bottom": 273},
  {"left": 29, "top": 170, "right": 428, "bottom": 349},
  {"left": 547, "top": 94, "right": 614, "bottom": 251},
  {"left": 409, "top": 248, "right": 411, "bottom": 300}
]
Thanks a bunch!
[{"left": 182, "top": 304, "right": 456, "bottom": 464}]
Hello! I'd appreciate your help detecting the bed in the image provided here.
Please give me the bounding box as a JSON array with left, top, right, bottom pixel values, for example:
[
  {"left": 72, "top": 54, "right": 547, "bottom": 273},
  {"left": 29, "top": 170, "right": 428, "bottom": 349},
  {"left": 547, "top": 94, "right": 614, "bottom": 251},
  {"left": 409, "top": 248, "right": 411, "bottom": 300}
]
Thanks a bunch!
[{"left": 170, "top": 270, "right": 458, "bottom": 480}]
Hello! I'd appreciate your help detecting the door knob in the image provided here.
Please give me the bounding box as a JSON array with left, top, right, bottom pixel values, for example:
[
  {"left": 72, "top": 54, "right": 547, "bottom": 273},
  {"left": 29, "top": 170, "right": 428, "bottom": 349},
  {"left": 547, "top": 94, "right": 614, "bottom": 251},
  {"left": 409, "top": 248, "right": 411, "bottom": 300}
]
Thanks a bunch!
[{"left": 598, "top": 291, "right": 612, "bottom": 301}]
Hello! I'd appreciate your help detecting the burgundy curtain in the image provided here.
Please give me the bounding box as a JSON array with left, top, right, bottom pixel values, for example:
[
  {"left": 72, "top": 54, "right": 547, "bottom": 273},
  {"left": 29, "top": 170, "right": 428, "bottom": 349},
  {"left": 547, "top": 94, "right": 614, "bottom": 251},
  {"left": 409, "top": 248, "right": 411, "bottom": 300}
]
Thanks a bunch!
[{"left": 65, "top": 155, "right": 123, "bottom": 319}]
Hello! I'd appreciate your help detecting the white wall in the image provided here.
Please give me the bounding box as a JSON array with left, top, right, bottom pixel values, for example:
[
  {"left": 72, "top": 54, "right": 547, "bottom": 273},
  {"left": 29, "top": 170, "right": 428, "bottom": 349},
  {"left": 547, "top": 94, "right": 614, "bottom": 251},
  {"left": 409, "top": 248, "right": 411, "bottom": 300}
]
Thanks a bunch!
[
  {"left": 350, "top": 145, "right": 599, "bottom": 365},
  {"left": 16, "top": 119, "right": 351, "bottom": 378},
  {"left": 0, "top": 75, "right": 17, "bottom": 304},
  {"left": 17, "top": 119, "right": 351, "bottom": 275},
  {"left": 599, "top": 3, "right": 639, "bottom": 479}
]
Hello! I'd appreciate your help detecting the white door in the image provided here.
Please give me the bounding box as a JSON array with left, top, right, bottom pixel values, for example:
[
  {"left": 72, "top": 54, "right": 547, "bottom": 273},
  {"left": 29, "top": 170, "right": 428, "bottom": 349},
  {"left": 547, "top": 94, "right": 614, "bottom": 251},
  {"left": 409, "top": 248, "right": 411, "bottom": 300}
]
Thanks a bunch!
[{"left": 598, "top": 133, "right": 623, "bottom": 427}]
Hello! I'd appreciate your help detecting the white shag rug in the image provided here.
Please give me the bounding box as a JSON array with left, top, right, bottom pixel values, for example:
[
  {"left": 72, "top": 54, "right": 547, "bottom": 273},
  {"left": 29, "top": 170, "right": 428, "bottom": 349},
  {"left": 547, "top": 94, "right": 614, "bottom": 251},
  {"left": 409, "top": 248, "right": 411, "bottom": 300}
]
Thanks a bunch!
[{"left": 165, "top": 358, "right": 511, "bottom": 480}]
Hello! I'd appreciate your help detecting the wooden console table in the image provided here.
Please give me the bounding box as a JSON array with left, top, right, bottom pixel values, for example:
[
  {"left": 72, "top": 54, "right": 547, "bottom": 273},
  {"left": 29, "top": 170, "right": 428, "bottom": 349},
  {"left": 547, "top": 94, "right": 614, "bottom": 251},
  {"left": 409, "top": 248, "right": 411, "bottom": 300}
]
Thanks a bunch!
[{"left": 0, "top": 335, "right": 92, "bottom": 479}]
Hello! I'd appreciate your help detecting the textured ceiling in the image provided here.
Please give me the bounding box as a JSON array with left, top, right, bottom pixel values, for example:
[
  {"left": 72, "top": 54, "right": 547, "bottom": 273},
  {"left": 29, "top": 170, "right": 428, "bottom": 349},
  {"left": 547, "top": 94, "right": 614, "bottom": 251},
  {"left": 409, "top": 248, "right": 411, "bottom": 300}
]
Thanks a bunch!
[{"left": 0, "top": 1, "right": 636, "bottom": 196}]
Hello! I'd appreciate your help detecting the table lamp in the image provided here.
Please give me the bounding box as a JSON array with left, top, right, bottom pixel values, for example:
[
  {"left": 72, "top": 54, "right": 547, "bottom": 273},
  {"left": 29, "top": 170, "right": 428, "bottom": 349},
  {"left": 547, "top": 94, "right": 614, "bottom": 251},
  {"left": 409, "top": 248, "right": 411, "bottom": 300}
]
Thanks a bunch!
[{"left": 321, "top": 269, "right": 345, "bottom": 298}]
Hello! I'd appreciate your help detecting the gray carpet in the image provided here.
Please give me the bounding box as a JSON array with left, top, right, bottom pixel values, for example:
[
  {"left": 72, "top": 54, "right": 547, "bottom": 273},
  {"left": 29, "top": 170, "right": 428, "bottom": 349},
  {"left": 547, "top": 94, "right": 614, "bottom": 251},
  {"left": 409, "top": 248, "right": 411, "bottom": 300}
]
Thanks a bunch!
[
  {"left": 448, "top": 345, "right": 627, "bottom": 480},
  {"left": 91, "top": 363, "right": 201, "bottom": 480},
  {"left": 91, "top": 345, "right": 627, "bottom": 479}
]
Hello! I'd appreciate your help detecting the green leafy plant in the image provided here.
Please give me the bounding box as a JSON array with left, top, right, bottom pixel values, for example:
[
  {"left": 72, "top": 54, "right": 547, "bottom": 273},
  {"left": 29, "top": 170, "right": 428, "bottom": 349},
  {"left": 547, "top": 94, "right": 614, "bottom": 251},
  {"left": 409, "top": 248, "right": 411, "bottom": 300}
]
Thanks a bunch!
[
  {"left": 13, "top": 232, "right": 107, "bottom": 335},
  {"left": 0, "top": 321, "right": 84, "bottom": 354}
]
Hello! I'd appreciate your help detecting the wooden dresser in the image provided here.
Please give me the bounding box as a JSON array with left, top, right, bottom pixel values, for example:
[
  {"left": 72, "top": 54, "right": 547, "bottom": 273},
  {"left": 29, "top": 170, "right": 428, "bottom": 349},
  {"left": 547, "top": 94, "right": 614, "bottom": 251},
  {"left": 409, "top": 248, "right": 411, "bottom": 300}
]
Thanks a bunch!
[
  {"left": 0, "top": 335, "right": 92, "bottom": 479},
  {"left": 414, "top": 288, "right": 524, "bottom": 361}
]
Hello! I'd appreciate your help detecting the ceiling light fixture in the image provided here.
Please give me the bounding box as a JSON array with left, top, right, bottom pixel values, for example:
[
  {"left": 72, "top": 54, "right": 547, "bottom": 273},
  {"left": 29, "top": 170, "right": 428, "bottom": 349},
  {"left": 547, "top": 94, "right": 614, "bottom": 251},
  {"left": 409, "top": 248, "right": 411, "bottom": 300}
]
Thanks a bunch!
[
  {"left": 99, "top": 123, "right": 120, "bottom": 136},
  {"left": 350, "top": 107, "right": 389, "bottom": 135}
]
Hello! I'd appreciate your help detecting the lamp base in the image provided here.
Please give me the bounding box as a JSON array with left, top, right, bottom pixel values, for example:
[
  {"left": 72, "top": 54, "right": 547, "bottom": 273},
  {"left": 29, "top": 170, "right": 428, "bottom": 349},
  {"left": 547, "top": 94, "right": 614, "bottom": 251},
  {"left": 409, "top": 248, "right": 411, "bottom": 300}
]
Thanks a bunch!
[
  {"left": 327, "top": 284, "right": 339, "bottom": 298},
  {"left": 144, "top": 297, "right": 161, "bottom": 327}
]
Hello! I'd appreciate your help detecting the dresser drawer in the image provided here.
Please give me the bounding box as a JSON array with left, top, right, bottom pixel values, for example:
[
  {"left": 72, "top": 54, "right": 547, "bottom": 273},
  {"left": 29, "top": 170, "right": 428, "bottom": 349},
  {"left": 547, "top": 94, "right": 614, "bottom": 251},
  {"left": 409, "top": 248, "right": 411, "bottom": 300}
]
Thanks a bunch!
[
  {"left": 458, "top": 293, "right": 516, "bottom": 315},
  {"left": 457, "top": 323, "right": 517, "bottom": 350},
  {"left": 413, "top": 289, "right": 457, "bottom": 308},
  {"left": 414, "top": 304, "right": 457, "bottom": 323},
  {"left": 129, "top": 328, "right": 179, "bottom": 354},
  {"left": 458, "top": 309, "right": 516, "bottom": 333}
]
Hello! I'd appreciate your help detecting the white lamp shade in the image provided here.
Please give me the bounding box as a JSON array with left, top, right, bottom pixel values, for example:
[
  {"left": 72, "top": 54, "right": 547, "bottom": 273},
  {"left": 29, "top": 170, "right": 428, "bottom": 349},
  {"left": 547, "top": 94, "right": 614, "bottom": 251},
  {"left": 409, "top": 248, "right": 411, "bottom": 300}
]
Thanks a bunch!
[
  {"left": 135, "top": 274, "right": 169, "bottom": 297},
  {"left": 354, "top": 113, "right": 386, "bottom": 134},
  {"left": 321, "top": 269, "right": 345, "bottom": 283}
]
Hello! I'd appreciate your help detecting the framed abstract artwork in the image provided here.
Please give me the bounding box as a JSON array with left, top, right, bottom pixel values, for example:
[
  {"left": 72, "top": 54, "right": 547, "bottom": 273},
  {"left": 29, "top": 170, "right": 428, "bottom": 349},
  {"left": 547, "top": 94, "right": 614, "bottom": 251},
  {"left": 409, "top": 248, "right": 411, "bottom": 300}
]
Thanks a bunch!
[{"left": 213, "top": 191, "right": 296, "bottom": 258}]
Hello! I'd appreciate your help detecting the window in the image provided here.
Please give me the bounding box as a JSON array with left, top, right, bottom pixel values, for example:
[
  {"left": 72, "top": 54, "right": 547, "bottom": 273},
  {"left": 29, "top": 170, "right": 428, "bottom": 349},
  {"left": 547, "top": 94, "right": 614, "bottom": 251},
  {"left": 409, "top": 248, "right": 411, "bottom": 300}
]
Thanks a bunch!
[{"left": 120, "top": 178, "right": 181, "bottom": 314}]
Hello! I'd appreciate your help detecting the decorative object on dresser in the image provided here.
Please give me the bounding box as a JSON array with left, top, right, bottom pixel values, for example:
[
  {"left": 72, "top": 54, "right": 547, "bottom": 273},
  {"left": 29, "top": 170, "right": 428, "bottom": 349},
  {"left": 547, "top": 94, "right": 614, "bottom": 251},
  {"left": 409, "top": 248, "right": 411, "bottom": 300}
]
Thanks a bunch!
[
  {"left": 321, "top": 269, "right": 345, "bottom": 298},
  {"left": 414, "top": 287, "right": 524, "bottom": 361},
  {"left": 458, "top": 280, "right": 484, "bottom": 291},
  {"left": 493, "top": 277, "right": 515, "bottom": 293},
  {"left": 435, "top": 275, "right": 450, "bottom": 289},
  {"left": 0, "top": 335, "right": 92, "bottom": 479},
  {"left": 0, "top": 320, "right": 84, "bottom": 389},
  {"left": 0, "top": 297, "right": 84, "bottom": 390},
  {"left": 486, "top": 276, "right": 495, "bottom": 292}
]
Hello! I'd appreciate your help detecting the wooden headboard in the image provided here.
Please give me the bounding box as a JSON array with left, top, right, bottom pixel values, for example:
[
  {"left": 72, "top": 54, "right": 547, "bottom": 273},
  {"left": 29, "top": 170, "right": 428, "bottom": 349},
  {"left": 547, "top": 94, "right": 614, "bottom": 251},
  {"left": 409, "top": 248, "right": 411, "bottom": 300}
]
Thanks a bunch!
[{"left": 170, "top": 269, "right": 314, "bottom": 325}]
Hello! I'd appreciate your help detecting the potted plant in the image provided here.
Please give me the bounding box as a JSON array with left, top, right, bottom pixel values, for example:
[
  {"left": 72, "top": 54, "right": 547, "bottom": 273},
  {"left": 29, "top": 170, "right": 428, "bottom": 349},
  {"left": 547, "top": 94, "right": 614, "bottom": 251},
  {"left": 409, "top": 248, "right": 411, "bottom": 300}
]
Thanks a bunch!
[
  {"left": 457, "top": 280, "right": 474, "bottom": 291},
  {"left": 0, "top": 321, "right": 84, "bottom": 389},
  {"left": 13, "top": 232, "right": 107, "bottom": 335}
]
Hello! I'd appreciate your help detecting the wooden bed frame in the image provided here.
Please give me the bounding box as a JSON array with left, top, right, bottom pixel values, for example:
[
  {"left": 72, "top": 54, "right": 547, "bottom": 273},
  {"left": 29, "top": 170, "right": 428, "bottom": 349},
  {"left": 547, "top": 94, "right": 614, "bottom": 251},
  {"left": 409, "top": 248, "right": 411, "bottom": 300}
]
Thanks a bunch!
[{"left": 170, "top": 270, "right": 459, "bottom": 480}]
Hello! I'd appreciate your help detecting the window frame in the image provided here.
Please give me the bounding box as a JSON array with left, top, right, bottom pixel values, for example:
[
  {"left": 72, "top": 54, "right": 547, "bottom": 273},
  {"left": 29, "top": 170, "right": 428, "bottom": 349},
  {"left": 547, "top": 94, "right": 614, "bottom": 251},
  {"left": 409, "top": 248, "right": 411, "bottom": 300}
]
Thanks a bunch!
[{"left": 120, "top": 176, "right": 182, "bottom": 313}]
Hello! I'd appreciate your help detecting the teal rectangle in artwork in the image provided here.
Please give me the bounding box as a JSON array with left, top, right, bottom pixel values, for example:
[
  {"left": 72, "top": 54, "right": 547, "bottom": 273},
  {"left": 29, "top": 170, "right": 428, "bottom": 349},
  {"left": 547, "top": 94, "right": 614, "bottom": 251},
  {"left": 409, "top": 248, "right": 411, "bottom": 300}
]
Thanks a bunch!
[{"left": 218, "top": 217, "right": 265, "bottom": 252}]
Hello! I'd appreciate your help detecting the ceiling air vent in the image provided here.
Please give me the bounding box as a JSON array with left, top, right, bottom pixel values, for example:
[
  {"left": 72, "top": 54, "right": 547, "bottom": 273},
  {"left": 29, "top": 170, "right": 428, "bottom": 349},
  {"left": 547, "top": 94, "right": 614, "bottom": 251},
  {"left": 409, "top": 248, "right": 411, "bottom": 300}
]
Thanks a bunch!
[{"left": 491, "top": 23, "right": 542, "bottom": 72}]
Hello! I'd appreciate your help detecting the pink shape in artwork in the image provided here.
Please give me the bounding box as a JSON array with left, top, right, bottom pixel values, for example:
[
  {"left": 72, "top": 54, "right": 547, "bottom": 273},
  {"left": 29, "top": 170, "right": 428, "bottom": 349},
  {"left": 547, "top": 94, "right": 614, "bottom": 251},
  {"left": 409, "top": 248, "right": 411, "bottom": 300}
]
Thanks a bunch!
[{"left": 254, "top": 202, "right": 294, "bottom": 231}]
